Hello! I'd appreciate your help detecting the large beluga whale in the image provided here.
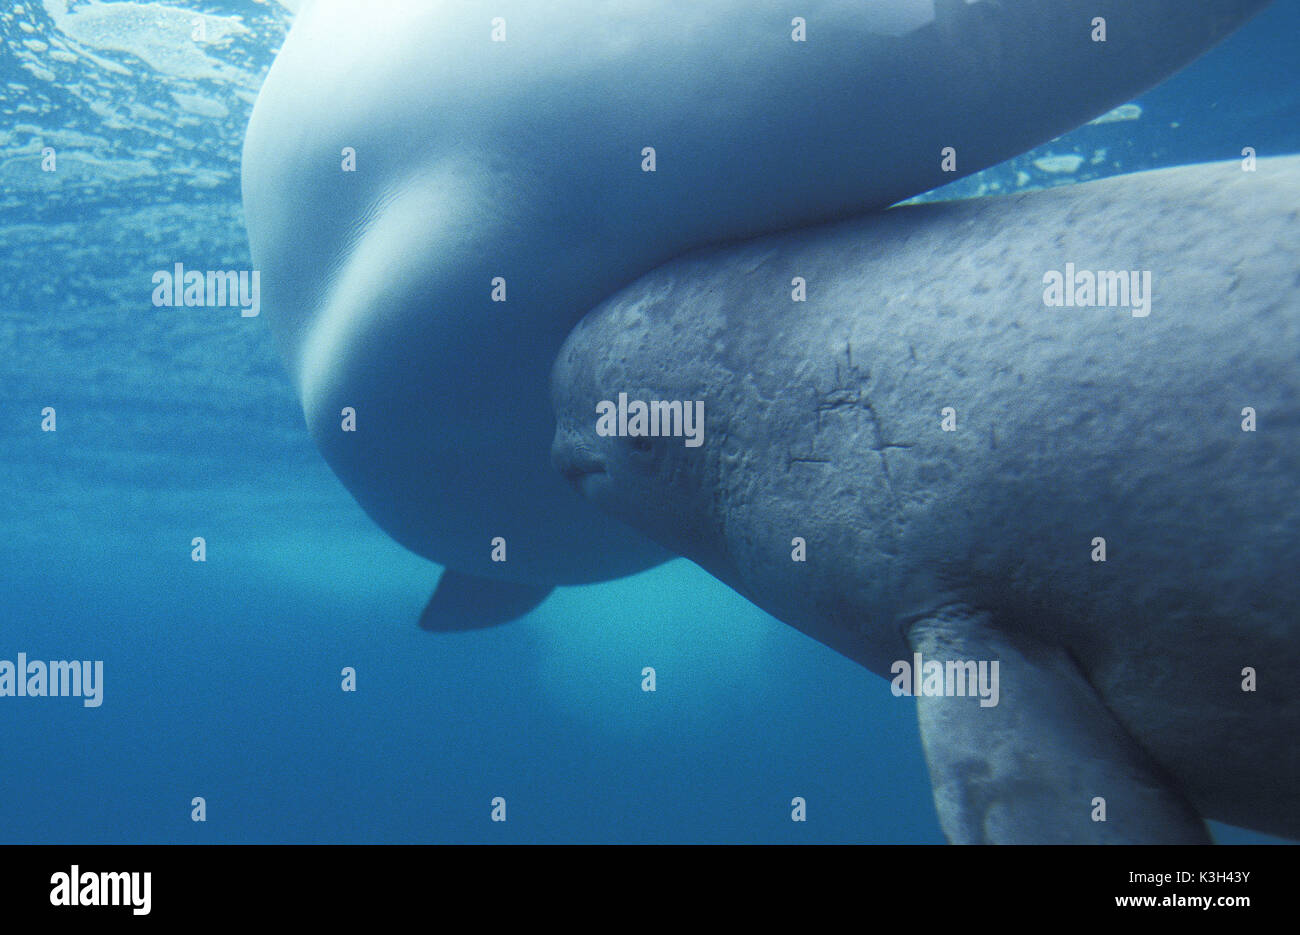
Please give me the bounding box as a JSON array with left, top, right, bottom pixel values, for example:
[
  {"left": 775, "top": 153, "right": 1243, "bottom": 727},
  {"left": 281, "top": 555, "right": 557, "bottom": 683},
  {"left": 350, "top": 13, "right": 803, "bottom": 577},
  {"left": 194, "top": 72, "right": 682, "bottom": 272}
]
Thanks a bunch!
[
  {"left": 242, "top": 0, "right": 1271, "bottom": 628},
  {"left": 550, "top": 157, "right": 1300, "bottom": 843}
]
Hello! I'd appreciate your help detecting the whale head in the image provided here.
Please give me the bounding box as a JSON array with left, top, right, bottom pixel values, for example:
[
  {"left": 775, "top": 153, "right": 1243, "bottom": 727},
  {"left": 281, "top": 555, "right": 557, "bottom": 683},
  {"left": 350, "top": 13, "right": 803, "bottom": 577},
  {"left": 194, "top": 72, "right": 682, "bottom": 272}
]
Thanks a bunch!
[{"left": 550, "top": 275, "right": 730, "bottom": 575}]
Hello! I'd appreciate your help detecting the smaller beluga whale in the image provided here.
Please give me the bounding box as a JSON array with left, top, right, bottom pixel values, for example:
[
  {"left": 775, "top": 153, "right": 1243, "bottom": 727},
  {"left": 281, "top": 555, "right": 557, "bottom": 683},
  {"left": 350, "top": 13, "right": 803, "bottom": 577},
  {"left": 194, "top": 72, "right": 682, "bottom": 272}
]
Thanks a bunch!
[
  {"left": 550, "top": 157, "right": 1300, "bottom": 843},
  {"left": 241, "top": 0, "right": 1271, "bottom": 628}
]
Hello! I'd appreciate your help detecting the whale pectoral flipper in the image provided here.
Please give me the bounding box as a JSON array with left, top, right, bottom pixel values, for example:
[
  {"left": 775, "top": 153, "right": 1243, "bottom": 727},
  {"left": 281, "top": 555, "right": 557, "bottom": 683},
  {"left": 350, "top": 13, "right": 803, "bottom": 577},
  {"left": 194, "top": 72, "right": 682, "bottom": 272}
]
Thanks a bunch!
[
  {"left": 418, "top": 572, "right": 554, "bottom": 631},
  {"left": 905, "top": 607, "right": 1210, "bottom": 845}
]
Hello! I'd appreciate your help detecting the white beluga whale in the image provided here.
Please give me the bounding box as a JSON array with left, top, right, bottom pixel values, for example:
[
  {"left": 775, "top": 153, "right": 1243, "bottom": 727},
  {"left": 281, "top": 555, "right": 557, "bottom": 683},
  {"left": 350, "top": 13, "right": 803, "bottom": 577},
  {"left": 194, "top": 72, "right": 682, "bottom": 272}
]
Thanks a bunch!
[
  {"left": 550, "top": 156, "right": 1300, "bottom": 843},
  {"left": 242, "top": 0, "right": 1271, "bottom": 627}
]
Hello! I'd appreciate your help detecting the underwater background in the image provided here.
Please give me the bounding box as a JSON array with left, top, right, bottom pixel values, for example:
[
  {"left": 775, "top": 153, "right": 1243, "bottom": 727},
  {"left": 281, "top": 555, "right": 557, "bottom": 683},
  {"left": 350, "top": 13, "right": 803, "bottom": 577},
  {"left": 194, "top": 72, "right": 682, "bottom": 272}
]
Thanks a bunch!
[{"left": 1, "top": 0, "right": 1297, "bottom": 844}]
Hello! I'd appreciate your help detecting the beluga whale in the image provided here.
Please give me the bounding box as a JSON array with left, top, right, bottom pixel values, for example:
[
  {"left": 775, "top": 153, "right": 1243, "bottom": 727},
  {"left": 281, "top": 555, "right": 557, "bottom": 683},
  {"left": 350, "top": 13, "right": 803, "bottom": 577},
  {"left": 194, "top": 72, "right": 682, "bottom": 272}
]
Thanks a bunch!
[
  {"left": 242, "top": 0, "right": 1272, "bottom": 627},
  {"left": 550, "top": 157, "right": 1300, "bottom": 843}
]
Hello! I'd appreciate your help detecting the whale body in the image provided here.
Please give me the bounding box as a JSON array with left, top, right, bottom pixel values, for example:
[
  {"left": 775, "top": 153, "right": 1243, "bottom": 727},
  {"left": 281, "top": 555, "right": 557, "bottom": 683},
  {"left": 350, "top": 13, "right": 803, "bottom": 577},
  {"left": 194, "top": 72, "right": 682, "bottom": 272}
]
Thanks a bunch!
[
  {"left": 551, "top": 157, "right": 1300, "bottom": 842},
  {"left": 241, "top": 0, "right": 1270, "bottom": 625}
]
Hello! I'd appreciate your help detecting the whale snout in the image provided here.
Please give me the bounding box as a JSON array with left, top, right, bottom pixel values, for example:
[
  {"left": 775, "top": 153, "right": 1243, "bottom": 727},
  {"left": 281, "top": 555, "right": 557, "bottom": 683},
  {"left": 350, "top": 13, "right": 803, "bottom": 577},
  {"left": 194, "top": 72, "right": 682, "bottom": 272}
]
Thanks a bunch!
[{"left": 551, "top": 429, "right": 606, "bottom": 492}]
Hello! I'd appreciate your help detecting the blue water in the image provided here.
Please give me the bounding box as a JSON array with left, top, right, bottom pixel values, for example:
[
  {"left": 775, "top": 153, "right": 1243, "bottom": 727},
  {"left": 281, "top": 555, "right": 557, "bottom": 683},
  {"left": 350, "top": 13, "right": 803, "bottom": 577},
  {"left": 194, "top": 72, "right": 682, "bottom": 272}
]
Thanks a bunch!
[{"left": 1, "top": 1, "right": 1296, "bottom": 844}]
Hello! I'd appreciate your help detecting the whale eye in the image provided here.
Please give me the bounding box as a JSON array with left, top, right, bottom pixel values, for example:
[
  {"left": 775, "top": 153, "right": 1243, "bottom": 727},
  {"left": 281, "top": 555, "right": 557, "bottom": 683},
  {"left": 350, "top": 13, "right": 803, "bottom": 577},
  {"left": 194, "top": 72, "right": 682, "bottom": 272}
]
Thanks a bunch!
[{"left": 623, "top": 434, "right": 660, "bottom": 475}]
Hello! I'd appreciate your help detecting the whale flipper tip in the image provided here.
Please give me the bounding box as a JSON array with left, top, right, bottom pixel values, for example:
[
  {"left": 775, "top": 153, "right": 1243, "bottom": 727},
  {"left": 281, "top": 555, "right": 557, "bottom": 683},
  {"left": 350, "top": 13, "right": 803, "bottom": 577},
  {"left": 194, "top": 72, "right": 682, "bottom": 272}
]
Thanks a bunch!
[{"left": 418, "top": 572, "right": 554, "bottom": 631}]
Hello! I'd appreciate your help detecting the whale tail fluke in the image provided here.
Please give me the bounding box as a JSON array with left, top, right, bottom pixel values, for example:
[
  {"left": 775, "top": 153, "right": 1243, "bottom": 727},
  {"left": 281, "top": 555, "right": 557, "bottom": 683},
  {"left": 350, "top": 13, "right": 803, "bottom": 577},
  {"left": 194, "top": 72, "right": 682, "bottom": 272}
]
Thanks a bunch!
[{"left": 418, "top": 572, "right": 553, "bottom": 631}]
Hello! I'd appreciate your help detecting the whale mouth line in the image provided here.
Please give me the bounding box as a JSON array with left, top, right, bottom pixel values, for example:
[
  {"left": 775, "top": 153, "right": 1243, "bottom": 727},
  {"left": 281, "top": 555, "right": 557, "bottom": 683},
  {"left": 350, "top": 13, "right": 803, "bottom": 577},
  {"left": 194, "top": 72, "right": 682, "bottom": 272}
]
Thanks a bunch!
[
  {"left": 562, "top": 465, "right": 608, "bottom": 500},
  {"left": 561, "top": 464, "right": 605, "bottom": 485},
  {"left": 553, "top": 443, "right": 608, "bottom": 492}
]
